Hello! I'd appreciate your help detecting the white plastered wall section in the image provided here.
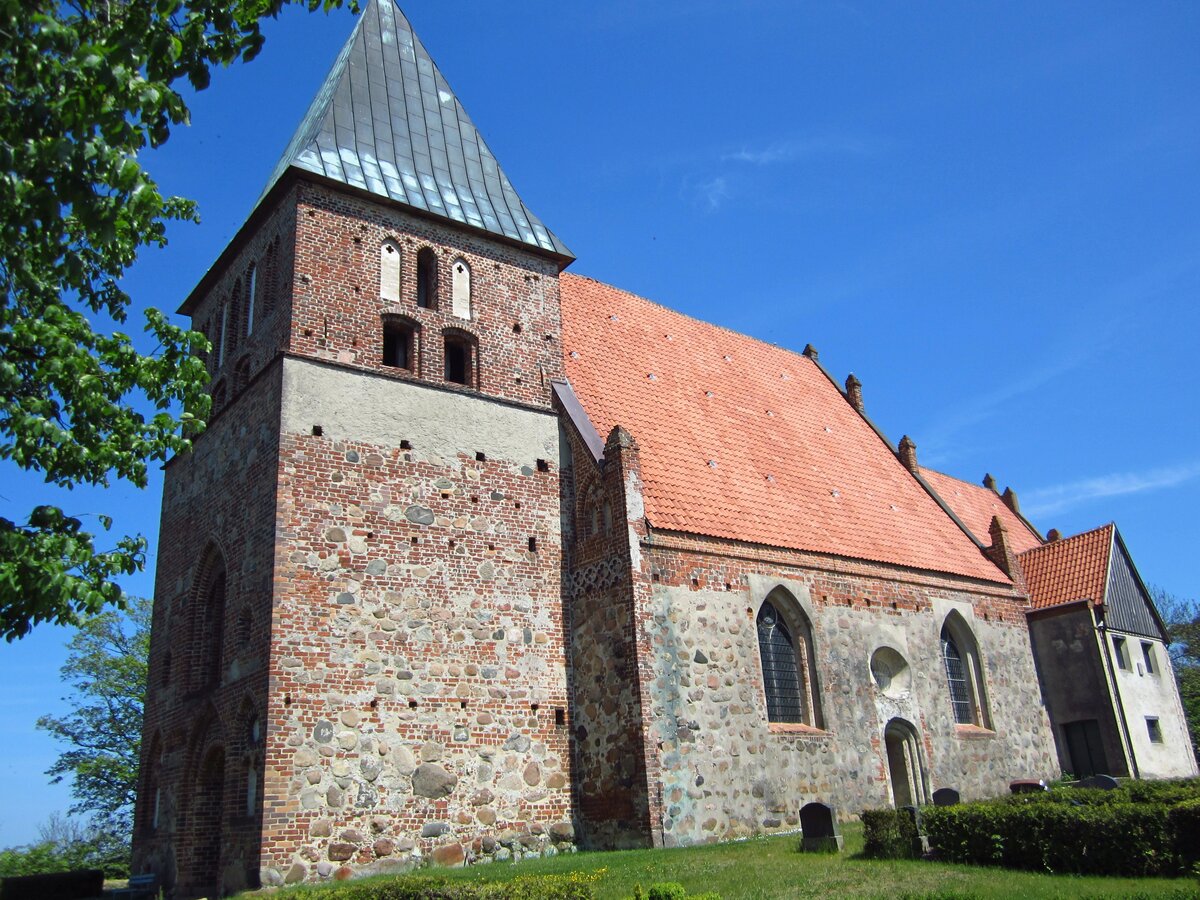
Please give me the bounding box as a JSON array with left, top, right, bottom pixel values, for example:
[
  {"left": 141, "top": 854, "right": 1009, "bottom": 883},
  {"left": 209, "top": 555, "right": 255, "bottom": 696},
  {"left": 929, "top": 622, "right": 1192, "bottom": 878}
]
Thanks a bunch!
[
  {"left": 1108, "top": 631, "right": 1199, "bottom": 778},
  {"left": 279, "top": 356, "right": 560, "bottom": 466}
]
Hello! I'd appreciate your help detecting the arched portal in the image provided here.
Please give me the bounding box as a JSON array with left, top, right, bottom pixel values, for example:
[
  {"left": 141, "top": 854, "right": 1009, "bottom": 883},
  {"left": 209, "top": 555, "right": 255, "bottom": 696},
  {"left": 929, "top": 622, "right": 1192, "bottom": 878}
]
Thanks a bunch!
[{"left": 884, "top": 718, "right": 929, "bottom": 807}]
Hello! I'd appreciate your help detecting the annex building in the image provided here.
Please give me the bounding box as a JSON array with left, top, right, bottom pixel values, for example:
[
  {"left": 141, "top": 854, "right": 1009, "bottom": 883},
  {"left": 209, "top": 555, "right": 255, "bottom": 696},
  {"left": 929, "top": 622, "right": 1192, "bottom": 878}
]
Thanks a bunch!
[{"left": 131, "top": 2, "right": 1193, "bottom": 896}]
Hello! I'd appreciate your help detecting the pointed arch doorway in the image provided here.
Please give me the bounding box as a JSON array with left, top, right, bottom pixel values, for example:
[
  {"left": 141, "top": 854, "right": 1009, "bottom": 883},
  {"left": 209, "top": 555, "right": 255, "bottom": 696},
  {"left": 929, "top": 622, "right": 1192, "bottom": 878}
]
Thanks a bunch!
[{"left": 884, "top": 718, "right": 929, "bottom": 807}]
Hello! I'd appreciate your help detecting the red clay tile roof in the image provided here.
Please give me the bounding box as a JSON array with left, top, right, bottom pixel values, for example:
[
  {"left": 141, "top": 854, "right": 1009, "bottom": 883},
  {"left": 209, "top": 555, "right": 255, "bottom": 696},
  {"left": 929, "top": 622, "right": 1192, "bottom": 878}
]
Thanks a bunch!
[
  {"left": 559, "top": 273, "right": 1008, "bottom": 583},
  {"left": 1018, "top": 523, "right": 1115, "bottom": 610},
  {"left": 919, "top": 468, "right": 1043, "bottom": 554}
]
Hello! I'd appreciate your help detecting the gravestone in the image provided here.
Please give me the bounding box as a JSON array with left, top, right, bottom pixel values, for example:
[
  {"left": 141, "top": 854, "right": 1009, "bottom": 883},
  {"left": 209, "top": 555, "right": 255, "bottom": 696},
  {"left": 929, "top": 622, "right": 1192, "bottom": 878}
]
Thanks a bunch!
[
  {"left": 898, "top": 805, "right": 929, "bottom": 856},
  {"left": 932, "top": 787, "right": 960, "bottom": 806},
  {"left": 799, "top": 802, "right": 842, "bottom": 852},
  {"left": 1078, "top": 774, "right": 1120, "bottom": 790},
  {"left": 1009, "top": 778, "right": 1047, "bottom": 794}
]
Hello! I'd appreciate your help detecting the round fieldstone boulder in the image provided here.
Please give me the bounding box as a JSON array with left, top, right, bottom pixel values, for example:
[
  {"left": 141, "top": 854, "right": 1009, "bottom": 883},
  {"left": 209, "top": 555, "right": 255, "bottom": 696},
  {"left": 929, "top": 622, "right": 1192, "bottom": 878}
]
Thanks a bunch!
[
  {"left": 412, "top": 763, "right": 457, "bottom": 798},
  {"left": 431, "top": 844, "right": 465, "bottom": 868},
  {"left": 405, "top": 505, "right": 435, "bottom": 525}
]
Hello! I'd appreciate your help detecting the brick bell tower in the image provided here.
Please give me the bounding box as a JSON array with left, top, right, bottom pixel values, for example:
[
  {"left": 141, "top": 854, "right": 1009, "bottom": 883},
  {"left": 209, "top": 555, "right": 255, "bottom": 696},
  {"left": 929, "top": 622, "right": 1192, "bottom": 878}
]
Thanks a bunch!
[{"left": 133, "top": 2, "right": 576, "bottom": 895}]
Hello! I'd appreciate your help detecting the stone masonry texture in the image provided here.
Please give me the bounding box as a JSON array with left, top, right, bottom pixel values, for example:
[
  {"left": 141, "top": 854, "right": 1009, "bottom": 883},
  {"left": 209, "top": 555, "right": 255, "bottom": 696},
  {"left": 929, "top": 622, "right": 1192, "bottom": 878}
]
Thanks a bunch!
[{"left": 135, "top": 163, "right": 1061, "bottom": 898}]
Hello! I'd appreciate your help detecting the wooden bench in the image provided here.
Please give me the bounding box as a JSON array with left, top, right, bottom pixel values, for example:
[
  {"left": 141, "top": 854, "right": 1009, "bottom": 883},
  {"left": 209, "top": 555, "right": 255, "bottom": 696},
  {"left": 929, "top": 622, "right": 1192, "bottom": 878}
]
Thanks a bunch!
[{"left": 109, "top": 873, "right": 158, "bottom": 900}]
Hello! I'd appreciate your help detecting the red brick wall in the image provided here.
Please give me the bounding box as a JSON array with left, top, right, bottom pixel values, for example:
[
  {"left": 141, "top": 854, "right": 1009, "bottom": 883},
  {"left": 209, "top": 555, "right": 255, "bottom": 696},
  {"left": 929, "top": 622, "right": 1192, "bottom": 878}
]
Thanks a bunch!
[{"left": 290, "top": 183, "right": 565, "bottom": 409}]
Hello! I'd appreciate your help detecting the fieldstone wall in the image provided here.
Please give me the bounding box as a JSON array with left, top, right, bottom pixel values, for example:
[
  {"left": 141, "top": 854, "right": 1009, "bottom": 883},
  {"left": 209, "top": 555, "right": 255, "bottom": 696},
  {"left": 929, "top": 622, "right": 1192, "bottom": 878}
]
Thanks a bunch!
[
  {"left": 261, "top": 359, "right": 576, "bottom": 884},
  {"left": 559, "top": 421, "right": 652, "bottom": 849},
  {"left": 633, "top": 534, "right": 1058, "bottom": 847},
  {"left": 134, "top": 358, "right": 284, "bottom": 899}
]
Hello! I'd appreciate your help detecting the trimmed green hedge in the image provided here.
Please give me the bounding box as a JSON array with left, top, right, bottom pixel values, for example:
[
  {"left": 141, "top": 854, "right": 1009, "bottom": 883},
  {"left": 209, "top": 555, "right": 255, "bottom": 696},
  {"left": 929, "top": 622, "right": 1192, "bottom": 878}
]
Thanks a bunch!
[
  {"left": 866, "top": 780, "right": 1200, "bottom": 877},
  {"left": 325, "top": 873, "right": 597, "bottom": 900},
  {"left": 861, "top": 809, "right": 921, "bottom": 860},
  {"left": 1168, "top": 798, "right": 1200, "bottom": 873},
  {"left": 922, "top": 801, "right": 1176, "bottom": 876}
]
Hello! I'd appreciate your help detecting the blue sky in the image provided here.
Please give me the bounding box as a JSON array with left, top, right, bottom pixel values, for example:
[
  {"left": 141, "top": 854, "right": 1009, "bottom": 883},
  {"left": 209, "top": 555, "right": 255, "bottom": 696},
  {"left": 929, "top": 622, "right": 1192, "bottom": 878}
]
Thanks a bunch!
[{"left": 1, "top": 0, "right": 1198, "bottom": 846}]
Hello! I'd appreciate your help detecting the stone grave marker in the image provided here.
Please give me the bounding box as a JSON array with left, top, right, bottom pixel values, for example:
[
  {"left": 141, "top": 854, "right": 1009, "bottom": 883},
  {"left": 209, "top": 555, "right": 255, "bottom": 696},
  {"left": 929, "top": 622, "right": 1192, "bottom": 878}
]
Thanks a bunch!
[
  {"left": 799, "top": 802, "right": 842, "bottom": 852},
  {"left": 932, "top": 787, "right": 960, "bottom": 806}
]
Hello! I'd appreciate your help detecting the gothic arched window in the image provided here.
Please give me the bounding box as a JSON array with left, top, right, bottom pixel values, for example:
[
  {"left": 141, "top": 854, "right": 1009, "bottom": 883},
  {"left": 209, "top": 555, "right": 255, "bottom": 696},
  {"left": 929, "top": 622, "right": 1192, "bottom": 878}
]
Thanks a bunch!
[
  {"left": 756, "top": 592, "right": 823, "bottom": 727},
  {"left": 192, "top": 548, "right": 228, "bottom": 692},
  {"left": 941, "top": 613, "right": 990, "bottom": 728}
]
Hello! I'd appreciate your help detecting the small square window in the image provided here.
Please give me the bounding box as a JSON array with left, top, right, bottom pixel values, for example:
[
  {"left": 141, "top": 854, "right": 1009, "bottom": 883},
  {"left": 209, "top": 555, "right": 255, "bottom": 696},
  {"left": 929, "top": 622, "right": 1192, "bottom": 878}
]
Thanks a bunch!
[
  {"left": 1146, "top": 717, "right": 1163, "bottom": 743},
  {"left": 1141, "top": 642, "right": 1155, "bottom": 675},
  {"left": 1112, "top": 635, "right": 1130, "bottom": 670}
]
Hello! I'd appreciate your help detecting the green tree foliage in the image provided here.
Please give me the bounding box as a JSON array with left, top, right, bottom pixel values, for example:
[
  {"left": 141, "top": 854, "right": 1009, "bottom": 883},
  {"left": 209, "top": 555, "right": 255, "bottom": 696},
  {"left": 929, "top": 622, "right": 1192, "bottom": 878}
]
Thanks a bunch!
[
  {"left": 0, "top": 0, "right": 351, "bottom": 640},
  {"left": 1153, "top": 586, "right": 1200, "bottom": 766},
  {"left": 0, "top": 814, "right": 130, "bottom": 879},
  {"left": 36, "top": 596, "right": 150, "bottom": 843}
]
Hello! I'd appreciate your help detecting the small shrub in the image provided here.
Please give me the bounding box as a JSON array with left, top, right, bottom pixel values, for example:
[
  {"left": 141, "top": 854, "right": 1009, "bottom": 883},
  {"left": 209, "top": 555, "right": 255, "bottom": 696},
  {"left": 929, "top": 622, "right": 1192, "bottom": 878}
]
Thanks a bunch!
[
  {"left": 861, "top": 809, "right": 920, "bottom": 860},
  {"left": 628, "top": 883, "right": 719, "bottom": 900}
]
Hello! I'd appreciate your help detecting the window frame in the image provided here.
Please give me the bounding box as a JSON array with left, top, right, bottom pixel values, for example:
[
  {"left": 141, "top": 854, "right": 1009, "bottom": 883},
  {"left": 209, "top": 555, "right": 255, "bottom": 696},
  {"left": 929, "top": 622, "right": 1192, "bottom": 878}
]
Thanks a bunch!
[
  {"left": 416, "top": 247, "right": 438, "bottom": 310},
  {"left": 940, "top": 612, "right": 992, "bottom": 729},
  {"left": 1112, "top": 635, "right": 1130, "bottom": 671},
  {"left": 442, "top": 328, "right": 478, "bottom": 388},
  {"left": 382, "top": 314, "right": 420, "bottom": 372},
  {"left": 755, "top": 589, "right": 824, "bottom": 729}
]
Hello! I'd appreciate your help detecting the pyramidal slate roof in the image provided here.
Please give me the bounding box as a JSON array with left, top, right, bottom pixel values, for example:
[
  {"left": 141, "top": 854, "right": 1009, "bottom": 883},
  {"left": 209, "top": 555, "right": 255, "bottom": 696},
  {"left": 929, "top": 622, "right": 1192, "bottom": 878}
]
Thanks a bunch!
[{"left": 261, "top": 0, "right": 571, "bottom": 260}]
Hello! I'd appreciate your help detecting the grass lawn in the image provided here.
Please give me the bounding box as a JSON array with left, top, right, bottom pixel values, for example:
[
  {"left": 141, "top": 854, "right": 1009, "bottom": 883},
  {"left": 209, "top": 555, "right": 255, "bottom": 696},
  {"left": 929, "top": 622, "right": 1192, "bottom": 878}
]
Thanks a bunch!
[{"left": 272, "top": 824, "right": 1200, "bottom": 899}]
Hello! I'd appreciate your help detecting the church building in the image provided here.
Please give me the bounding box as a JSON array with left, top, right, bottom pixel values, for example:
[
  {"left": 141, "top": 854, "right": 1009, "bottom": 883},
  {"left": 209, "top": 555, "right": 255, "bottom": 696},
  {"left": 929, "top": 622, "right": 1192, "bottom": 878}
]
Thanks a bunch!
[{"left": 132, "top": 2, "right": 1124, "bottom": 895}]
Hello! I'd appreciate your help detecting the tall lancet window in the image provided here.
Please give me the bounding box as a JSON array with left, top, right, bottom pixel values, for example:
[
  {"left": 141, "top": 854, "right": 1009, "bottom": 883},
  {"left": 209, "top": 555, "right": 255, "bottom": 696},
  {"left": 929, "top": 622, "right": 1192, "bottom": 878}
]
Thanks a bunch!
[
  {"left": 246, "top": 262, "right": 257, "bottom": 336},
  {"left": 380, "top": 240, "right": 401, "bottom": 303},
  {"left": 756, "top": 595, "right": 823, "bottom": 727},
  {"left": 417, "top": 248, "right": 437, "bottom": 309},
  {"left": 941, "top": 612, "right": 991, "bottom": 728},
  {"left": 451, "top": 258, "right": 471, "bottom": 319}
]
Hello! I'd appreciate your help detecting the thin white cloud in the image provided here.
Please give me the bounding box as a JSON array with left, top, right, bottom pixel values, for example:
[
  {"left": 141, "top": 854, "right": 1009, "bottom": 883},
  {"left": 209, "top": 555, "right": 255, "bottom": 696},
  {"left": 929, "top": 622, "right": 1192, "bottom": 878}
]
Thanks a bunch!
[
  {"left": 690, "top": 175, "right": 730, "bottom": 212},
  {"left": 1023, "top": 462, "right": 1200, "bottom": 517},
  {"left": 721, "top": 135, "right": 878, "bottom": 166},
  {"left": 918, "top": 350, "right": 1092, "bottom": 465}
]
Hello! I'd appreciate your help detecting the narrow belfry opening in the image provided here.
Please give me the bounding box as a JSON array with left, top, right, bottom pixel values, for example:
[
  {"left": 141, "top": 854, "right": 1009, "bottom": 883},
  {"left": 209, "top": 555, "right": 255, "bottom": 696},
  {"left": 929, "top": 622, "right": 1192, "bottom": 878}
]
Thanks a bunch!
[
  {"left": 417, "top": 248, "right": 437, "bottom": 309},
  {"left": 444, "top": 334, "right": 472, "bottom": 385},
  {"left": 382, "top": 320, "right": 413, "bottom": 370},
  {"left": 555, "top": 708, "right": 566, "bottom": 727}
]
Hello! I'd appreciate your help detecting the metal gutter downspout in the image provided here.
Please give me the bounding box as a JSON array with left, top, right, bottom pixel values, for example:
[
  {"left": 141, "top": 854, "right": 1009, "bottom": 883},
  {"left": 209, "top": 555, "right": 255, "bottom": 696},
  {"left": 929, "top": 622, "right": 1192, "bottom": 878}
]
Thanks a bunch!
[{"left": 1094, "top": 603, "right": 1140, "bottom": 778}]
